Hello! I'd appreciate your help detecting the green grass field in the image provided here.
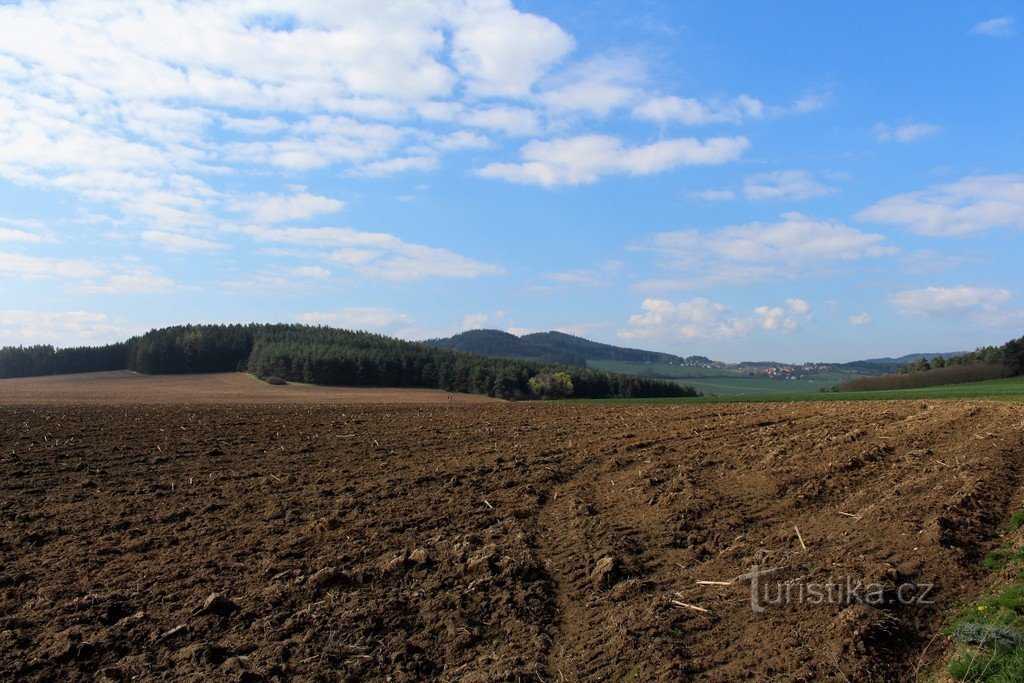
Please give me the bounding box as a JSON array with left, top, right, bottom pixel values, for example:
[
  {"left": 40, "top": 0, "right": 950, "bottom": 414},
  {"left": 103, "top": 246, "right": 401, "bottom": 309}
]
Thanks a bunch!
[
  {"left": 566, "top": 376, "right": 1024, "bottom": 404},
  {"left": 585, "top": 359, "right": 872, "bottom": 392},
  {"left": 585, "top": 359, "right": 745, "bottom": 378},
  {"left": 678, "top": 377, "right": 836, "bottom": 396}
]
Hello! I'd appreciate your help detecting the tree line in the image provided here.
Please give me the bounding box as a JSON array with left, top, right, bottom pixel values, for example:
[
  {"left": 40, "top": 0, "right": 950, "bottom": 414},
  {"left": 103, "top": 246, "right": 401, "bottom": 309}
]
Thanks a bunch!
[
  {"left": 0, "top": 324, "right": 696, "bottom": 400},
  {"left": 834, "top": 333, "right": 1023, "bottom": 392},
  {"left": 897, "top": 336, "right": 1024, "bottom": 376}
]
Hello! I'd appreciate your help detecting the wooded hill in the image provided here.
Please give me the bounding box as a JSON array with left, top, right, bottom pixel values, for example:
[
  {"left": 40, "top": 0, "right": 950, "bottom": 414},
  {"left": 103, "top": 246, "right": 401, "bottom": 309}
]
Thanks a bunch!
[
  {"left": 425, "top": 329, "right": 702, "bottom": 367},
  {"left": 0, "top": 324, "right": 695, "bottom": 400}
]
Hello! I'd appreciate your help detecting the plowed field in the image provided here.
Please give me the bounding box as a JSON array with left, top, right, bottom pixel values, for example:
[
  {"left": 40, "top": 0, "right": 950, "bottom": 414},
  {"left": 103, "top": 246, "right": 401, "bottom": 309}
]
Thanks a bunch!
[{"left": 2, "top": 386, "right": 1023, "bottom": 680}]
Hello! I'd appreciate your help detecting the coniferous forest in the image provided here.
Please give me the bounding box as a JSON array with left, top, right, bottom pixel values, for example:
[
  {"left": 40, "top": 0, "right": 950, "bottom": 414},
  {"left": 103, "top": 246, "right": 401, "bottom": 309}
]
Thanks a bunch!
[{"left": 0, "top": 324, "right": 695, "bottom": 400}]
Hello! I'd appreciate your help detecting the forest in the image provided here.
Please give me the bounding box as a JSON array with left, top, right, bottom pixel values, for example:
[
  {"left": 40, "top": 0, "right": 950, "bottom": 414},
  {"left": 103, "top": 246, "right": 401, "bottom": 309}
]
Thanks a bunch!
[{"left": 0, "top": 324, "right": 695, "bottom": 400}]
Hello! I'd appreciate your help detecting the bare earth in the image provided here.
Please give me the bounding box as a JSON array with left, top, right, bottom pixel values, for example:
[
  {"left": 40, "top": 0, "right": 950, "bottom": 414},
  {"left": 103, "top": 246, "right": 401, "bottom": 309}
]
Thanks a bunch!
[
  {"left": 0, "top": 371, "right": 494, "bottom": 405},
  {"left": 2, "top": 374, "right": 1023, "bottom": 681}
]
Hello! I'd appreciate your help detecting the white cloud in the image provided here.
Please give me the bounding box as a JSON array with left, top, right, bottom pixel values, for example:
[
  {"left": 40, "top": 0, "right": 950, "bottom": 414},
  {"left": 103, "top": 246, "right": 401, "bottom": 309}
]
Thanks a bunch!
[
  {"left": 477, "top": 134, "right": 749, "bottom": 187},
  {"left": 79, "top": 270, "right": 176, "bottom": 294},
  {"left": 688, "top": 188, "right": 736, "bottom": 201},
  {"left": 435, "top": 131, "right": 493, "bottom": 151},
  {"left": 874, "top": 122, "right": 942, "bottom": 143},
  {"left": 620, "top": 297, "right": 811, "bottom": 342},
  {"left": 788, "top": 91, "right": 831, "bottom": 114},
  {"left": 537, "top": 55, "right": 644, "bottom": 116},
  {"left": 633, "top": 94, "right": 764, "bottom": 125},
  {"left": 462, "top": 310, "right": 506, "bottom": 330},
  {"left": 633, "top": 90, "right": 829, "bottom": 125},
  {"left": 141, "top": 230, "right": 228, "bottom": 253},
  {"left": 888, "top": 285, "right": 1012, "bottom": 320},
  {"left": 221, "top": 116, "right": 286, "bottom": 135},
  {"left": 235, "top": 225, "right": 503, "bottom": 281},
  {"left": 849, "top": 313, "right": 871, "bottom": 325},
  {"left": 743, "top": 170, "right": 833, "bottom": 200},
  {"left": 0, "top": 310, "right": 129, "bottom": 345},
  {"left": 753, "top": 299, "right": 812, "bottom": 332},
  {"left": 296, "top": 307, "right": 414, "bottom": 333},
  {"left": 639, "top": 212, "right": 896, "bottom": 289},
  {"left": 0, "top": 251, "right": 104, "bottom": 280},
  {"left": 971, "top": 17, "right": 1016, "bottom": 37},
  {"left": 0, "top": 218, "right": 48, "bottom": 244},
  {"left": 226, "top": 192, "right": 345, "bottom": 224},
  {"left": 0, "top": 0, "right": 586, "bottom": 237},
  {"left": 857, "top": 174, "right": 1024, "bottom": 236},
  {"left": 450, "top": 1, "right": 574, "bottom": 97},
  {"left": 543, "top": 260, "right": 621, "bottom": 287},
  {"left": 0, "top": 250, "right": 176, "bottom": 293},
  {"left": 356, "top": 155, "right": 438, "bottom": 176},
  {"left": 289, "top": 266, "right": 331, "bottom": 279},
  {"left": 460, "top": 106, "right": 540, "bottom": 136}
]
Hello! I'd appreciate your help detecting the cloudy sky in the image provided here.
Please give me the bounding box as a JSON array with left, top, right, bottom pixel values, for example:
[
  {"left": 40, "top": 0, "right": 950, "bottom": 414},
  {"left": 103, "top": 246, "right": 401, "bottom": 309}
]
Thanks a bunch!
[{"left": 1, "top": 1, "right": 1022, "bottom": 362}]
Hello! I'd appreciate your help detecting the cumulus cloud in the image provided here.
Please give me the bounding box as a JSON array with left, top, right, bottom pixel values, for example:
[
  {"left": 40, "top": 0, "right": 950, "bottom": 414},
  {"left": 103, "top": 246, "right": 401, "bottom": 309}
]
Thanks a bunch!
[
  {"left": 141, "top": 230, "right": 228, "bottom": 253},
  {"left": 434, "top": 131, "right": 493, "bottom": 151},
  {"left": 0, "top": 0, "right": 584, "bottom": 234},
  {"left": 0, "top": 217, "right": 49, "bottom": 243},
  {"left": 543, "top": 261, "right": 621, "bottom": 287},
  {"left": 638, "top": 212, "right": 896, "bottom": 289},
  {"left": 971, "top": 17, "right": 1016, "bottom": 37},
  {"left": 633, "top": 94, "right": 764, "bottom": 125},
  {"left": 355, "top": 155, "right": 439, "bottom": 177},
  {"left": 459, "top": 106, "right": 541, "bottom": 136},
  {"left": 857, "top": 174, "right": 1024, "bottom": 236},
  {"left": 476, "top": 134, "right": 749, "bottom": 187},
  {"left": 0, "top": 310, "right": 130, "bottom": 345},
  {"left": 0, "top": 251, "right": 176, "bottom": 293},
  {"left": 0, "top": 251, "right": 104, "bottom": 280},
  {"left": 888, "top": 285, "right": 1012, "bottom": 318},
  {"left": 462, "top": 310, "right": 507, "bottom": 330},
  {"left": 226, "top": 192, "right": 345, "bottom": 224},
  {"left": 633, "top": 90, "right": 828, "bottom": 125},
  {"left": 874, "top": 122, "right": 942, "bottom": 142},
  {"left": 449, "top": 2, "right": 574, "bottom": 98},
  {"left": 849, "top": 313, "right": 872, "bottom": 325},
  {"left": 620, "top": 297, "right": 812, "bottom": 341},
  {"left": 537, "top": 55, "right": 645, "bottom": 116},
  {"left": 743, "top": 170, "right": 833, "bottom": 200},
  {"left": 235, "top": 225, "right": 503, "bottom": 281},
  {"left": 688, "top": 189, "right": 736, "bottom": 201},
  {"left": 289, "top": 266, "right": 331, "bottom": 279}
]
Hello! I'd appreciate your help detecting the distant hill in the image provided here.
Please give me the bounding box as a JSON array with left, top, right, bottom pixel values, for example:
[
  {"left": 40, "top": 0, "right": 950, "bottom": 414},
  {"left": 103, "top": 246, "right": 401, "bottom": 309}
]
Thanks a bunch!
[{"left": 425, "top": 329, "right": 689, "bottom": 367}]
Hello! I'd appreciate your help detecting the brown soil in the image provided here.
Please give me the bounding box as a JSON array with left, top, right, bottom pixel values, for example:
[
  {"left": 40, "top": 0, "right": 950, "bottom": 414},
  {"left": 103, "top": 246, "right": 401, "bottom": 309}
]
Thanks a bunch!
[
  {"left": 0, "top": 371, "right": 495, "bottom": 405},
  {"left": 2, "top": 390, "right": 1023, "bottom": 681}
]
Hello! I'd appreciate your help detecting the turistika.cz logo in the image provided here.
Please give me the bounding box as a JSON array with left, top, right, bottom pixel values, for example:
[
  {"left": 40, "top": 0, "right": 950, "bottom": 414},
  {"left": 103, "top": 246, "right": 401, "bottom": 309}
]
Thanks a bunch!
[{"left": 740, "top": 565, "right": 935, "bottom": 613}]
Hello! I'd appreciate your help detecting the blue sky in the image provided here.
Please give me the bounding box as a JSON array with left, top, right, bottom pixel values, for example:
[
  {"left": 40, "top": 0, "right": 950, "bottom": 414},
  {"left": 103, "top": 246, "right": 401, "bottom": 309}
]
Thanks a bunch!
[{"left": 1, "top": 0, "right": 1021, "bottom": 362}]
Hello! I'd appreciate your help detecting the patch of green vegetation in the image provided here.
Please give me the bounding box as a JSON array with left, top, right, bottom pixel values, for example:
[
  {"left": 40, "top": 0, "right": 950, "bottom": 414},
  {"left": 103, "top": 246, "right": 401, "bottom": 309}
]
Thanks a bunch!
[
  {"left": 1011, "top": 511, "right": 1024, "bottom": 533},
  {"left": 559, "top": 376, "right": 1024, "bottom": 404},
  {"left": 948, "top": 643, "right": 1024, "bottom": 682},
  {"left": 943, "top": 512, "right": 1024, "bottom": 681},
  {"left": 983, "top": 546, "right": 1024, "bottom": 572}
]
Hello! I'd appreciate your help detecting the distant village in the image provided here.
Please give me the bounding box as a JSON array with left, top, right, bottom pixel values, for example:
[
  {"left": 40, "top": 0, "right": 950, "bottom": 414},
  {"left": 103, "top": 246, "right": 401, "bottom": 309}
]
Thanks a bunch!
[
  {"left": 668, "top": 357, "right": 836, "bottom": 379},
  {"left": 746, "top": 363, "right": 832, "bottom": 379}
]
